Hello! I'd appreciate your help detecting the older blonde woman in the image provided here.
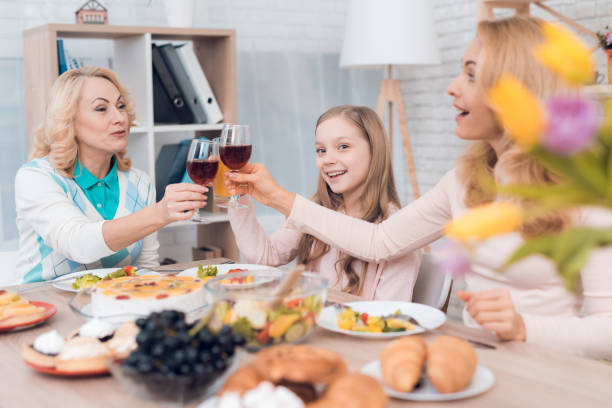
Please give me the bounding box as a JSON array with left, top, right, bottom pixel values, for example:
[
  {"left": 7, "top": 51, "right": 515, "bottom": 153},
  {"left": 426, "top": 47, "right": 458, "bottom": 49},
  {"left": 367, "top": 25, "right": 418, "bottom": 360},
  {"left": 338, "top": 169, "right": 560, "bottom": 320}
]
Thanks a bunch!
[
  {"left": 15, "top": 67, "right": 207, "bottom": 283},
  {"left": 227, "top": 17, "right": 612, "bottom": 359}
]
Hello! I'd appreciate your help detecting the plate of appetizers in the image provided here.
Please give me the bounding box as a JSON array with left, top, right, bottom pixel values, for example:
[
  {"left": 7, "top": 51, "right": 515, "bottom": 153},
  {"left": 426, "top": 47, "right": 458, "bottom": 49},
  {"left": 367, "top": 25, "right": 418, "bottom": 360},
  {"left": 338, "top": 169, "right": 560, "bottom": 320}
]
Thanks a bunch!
[
  {"left": 316, "top": 301, "right": 446, "bottom": 339},
  {"left": 23, "top": 320, "right": 139, "bottom": 377},
  {"left": 52, "top": 265, "right": 155, "bottom": 292},
  {"left": 24, "top": 360, "right": 110, "bottom": 377},
  {"left": 179, "top": 263, "right": 279, "bottom": 287},
  {"left": 361, "top": 360, "right": 495, "bottom": 401},
  {"left": 0, "top": 290, "right": 57, "bottom": 333}
]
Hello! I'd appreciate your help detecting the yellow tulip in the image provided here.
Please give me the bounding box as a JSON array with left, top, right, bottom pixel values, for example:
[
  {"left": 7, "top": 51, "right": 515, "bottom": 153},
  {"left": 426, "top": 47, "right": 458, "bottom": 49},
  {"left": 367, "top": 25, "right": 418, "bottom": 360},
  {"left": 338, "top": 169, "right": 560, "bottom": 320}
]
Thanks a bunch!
[
  {"left": 488, "top": 75, "right": 545, "bottom": 150},
  {"left": 535, "top": 23, "right": 595, "bottom": 86},
  {"left": 445, "top": 202, "right": 523, "bottom": 243}
]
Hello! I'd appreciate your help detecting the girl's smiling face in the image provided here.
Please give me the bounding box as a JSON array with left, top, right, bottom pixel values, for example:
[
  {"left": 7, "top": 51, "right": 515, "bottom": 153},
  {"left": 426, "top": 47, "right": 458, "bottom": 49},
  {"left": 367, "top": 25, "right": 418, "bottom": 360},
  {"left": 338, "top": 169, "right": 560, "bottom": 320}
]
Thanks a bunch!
[
  {"left": 447, "top": 37, "right": 503, "bottom": 142},
  {"left": 315, "top": 116, "right": 371, "bottom": 203}
]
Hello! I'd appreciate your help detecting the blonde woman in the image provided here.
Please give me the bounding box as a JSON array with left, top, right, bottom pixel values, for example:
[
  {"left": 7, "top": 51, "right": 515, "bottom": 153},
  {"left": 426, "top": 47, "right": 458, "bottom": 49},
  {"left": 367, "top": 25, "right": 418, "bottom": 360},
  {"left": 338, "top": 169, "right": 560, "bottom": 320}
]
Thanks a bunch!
[
  {"left": 15, "top": 67, "right": 207, "bottom": 283},
  {"left": 228, "top": 105, "right": 420, "bottom": 300},
  {"left": 227, "top": 17, "right": 612, "bottom": 359}
]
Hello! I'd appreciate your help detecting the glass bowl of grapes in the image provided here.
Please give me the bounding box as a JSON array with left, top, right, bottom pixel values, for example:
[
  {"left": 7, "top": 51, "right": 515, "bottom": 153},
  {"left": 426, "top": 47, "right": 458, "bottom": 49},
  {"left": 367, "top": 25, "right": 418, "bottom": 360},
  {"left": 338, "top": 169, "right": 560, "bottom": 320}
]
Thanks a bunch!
[
  {"left": 108, "top": 310, "right": 245, "bottom": 404},
  {"left": 204, "top": 270, "right": 328, "bottom": 351}
]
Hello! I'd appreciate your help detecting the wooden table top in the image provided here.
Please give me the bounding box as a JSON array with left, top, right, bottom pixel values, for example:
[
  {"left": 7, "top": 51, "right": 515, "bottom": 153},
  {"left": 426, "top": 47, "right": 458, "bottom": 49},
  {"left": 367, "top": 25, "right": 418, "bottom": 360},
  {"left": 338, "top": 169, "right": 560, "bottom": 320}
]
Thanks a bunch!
[{"left": 2, "top": 259, "right": 611, "bottom": 407}]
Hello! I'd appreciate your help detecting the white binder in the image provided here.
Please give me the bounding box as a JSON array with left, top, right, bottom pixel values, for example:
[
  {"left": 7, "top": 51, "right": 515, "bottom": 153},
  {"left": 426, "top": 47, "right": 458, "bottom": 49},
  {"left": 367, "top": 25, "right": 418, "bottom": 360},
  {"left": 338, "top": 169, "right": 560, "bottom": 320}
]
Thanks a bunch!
[{"left": 175, "top": 42, "right": 224, "bottom": 124}]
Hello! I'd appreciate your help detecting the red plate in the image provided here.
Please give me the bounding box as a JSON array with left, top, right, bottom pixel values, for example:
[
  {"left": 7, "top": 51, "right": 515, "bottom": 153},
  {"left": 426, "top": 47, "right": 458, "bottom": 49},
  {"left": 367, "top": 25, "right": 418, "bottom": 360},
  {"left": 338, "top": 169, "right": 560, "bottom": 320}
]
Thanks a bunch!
[
  {"left": 0, "top": 301, "right": 57, "bottom": 333},
  {"left": 24, "top": 359, "right": 109, "bottom": 377}
]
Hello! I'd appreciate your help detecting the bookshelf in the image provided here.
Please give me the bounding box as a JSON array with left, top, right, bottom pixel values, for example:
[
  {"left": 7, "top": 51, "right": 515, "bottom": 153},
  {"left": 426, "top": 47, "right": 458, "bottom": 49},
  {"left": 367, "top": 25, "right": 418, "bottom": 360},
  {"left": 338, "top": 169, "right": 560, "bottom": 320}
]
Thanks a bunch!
[{"left": 22, "top": 23, "right": 239, "bottom": 260}]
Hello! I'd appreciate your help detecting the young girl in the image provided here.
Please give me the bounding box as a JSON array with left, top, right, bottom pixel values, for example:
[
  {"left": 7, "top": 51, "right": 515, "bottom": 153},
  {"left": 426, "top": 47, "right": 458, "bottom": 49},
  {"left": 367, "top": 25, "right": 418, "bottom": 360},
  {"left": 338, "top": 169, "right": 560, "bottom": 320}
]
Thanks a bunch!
[
  {"left": 228, "top": 105, "right": 421, "bottom": 300},
  {"left": 228, "top": 18, "right": 612, "bottom": 359}
]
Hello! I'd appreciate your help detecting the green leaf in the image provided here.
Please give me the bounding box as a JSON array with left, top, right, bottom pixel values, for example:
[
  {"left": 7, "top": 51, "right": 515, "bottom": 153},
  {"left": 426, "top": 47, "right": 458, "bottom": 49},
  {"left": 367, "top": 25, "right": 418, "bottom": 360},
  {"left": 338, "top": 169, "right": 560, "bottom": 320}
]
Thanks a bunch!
[
  {"left": 505, "top": 227, "right": 612, "bottom": 292},
  {"left": 503, "top": 235, "right": 555, "bottom": 268}
]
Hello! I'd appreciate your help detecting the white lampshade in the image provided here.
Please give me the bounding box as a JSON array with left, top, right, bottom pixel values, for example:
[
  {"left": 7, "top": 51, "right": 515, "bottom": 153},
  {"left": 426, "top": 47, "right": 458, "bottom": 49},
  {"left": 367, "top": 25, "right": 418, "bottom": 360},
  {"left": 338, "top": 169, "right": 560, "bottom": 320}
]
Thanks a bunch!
[{"left": 340, "top": 0, "right": 441, "bottom": 68}]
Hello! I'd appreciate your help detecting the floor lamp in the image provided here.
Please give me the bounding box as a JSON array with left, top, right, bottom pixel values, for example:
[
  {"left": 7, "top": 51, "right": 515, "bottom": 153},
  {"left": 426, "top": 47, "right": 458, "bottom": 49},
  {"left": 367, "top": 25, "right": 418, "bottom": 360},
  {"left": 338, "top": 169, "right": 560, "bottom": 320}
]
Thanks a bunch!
[{"left": 340, "top": 0, "right": 440, "bottom": 201}]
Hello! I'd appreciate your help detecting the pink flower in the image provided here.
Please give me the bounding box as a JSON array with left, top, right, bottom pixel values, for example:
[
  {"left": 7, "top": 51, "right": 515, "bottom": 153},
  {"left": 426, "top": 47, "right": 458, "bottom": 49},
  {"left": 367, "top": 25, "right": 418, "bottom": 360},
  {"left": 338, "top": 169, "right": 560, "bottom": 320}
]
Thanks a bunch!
[
  {"left": 433, "top": 240, "right": 471, "bottom": 279},
  {"left": 542, "top": 96, "right": 600, "bottom": 155},
  {"left": 605, "top": 32, "right": 612, "bottom": 46}
]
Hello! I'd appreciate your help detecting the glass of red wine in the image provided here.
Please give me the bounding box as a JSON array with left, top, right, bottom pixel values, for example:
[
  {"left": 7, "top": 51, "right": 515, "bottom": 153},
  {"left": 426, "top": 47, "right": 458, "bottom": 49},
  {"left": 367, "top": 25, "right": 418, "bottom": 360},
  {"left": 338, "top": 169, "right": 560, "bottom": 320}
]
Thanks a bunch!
[
  {"left": 186, "top": 138, "right": 219, "bottom": 222},
  {"left": 218, "top": 124, "right": 252, "bottom": 209}
]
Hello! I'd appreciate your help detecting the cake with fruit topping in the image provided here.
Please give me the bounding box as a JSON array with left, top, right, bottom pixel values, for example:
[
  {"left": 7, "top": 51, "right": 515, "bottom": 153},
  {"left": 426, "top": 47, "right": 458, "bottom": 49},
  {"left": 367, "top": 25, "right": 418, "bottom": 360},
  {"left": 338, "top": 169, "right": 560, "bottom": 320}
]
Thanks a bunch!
[{"left": 90, "top": 275, "right": 206, "bottom": 318}]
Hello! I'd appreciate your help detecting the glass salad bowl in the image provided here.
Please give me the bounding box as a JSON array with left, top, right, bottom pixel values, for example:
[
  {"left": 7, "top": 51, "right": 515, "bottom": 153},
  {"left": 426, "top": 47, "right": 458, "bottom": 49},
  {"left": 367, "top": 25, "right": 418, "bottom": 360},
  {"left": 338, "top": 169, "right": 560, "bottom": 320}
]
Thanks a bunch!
[{"left": 204, "top": 269, "right": 328, "bottom": 351}]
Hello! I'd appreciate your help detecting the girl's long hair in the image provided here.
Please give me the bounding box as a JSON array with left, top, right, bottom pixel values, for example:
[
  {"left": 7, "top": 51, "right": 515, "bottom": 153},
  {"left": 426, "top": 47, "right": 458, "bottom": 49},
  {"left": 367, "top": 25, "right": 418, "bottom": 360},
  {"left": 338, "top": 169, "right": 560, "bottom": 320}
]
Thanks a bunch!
[
  {"left": 457, "top": 16, "right": 572, "bottom": 236},
  {"left": 296, "top": 105, "right": 400, "bottom": 294},
  {"left": 30, "top": 66, "right": 135, "bottom": 177}
]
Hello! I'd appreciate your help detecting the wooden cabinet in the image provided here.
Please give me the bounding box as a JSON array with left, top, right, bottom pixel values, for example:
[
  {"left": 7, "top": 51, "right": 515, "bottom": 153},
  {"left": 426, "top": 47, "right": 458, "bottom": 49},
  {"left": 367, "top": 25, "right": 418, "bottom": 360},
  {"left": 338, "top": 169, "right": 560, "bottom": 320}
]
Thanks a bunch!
[{"left": 22, "top": 24, "right": 239, "bottom": 260}]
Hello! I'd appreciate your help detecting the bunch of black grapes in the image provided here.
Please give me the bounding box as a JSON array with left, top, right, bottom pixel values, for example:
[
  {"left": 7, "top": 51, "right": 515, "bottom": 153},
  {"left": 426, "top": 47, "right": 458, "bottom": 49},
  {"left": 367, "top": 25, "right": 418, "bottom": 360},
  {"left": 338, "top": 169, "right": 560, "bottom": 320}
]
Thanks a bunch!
[{"left": 122, "top": 310, "right": 245, "bottom": 401}]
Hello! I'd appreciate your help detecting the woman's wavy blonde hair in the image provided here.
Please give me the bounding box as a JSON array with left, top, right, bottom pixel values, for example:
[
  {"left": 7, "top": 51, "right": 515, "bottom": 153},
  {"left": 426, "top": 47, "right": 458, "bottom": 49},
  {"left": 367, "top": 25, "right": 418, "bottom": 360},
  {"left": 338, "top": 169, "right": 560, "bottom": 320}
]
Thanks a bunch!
[
  {"left": 457, "top": 16, "right": 572, "bottom": 236},
  {"left": 296, "top": 105, "right": 401, "bottom": 295},
  {"left": 30, "top": 66, "right": 135, "bottom": 177}
]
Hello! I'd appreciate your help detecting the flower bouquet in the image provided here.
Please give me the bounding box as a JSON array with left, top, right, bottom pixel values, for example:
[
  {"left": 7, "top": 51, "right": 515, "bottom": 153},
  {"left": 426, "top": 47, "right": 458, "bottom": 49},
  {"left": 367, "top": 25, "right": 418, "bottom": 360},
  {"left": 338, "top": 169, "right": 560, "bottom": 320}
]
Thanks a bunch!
[{"left": 441, "top": 23, "right": 612, "bottom": 292}]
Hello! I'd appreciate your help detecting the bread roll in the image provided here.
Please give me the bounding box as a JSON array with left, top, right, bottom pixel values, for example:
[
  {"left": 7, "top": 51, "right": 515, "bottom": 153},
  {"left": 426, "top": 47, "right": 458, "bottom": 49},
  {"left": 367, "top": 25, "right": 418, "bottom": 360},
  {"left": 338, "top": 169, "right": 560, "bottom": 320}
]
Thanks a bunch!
[
  {"left": 426, "top": 335, "right": 477, "bottom": 393},
  {"left": 380, "top": 336, "right": 426, "bottom": 392},
  {"left": 307, "top": 373, "right": 388, "bottom": 408}
]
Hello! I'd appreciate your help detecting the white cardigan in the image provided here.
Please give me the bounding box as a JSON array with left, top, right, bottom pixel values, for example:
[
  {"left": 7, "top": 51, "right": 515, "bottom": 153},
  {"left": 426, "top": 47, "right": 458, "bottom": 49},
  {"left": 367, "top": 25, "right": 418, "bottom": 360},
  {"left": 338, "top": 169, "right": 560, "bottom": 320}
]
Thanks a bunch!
[{"left": 14, "top": 158, "right": 160, "bottom": 283}]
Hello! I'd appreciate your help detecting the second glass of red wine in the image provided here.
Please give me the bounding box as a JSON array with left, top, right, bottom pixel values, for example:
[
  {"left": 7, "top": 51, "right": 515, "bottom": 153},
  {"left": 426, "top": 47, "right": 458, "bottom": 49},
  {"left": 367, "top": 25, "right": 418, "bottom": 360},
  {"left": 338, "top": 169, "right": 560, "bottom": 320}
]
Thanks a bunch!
[
  {"left": 218, "top": 124, "right": 252, "bottom": 209},
  {"left": 186, "top": 138, "right": 219, "bottom": 222}
]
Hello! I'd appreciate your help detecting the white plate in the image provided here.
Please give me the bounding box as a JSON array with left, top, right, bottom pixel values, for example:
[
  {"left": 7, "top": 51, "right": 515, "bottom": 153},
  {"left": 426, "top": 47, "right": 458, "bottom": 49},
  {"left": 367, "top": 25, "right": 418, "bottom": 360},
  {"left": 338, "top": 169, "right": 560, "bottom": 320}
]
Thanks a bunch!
[
  {"left": 361, "top": 360, "right": 495, "bottom": 401},
  {"left": 179, "top": 263, "right": 279, "bottom": 287},
  {"left": 52, "top": 268, "right": 159, "bottom": 292},
  {"left": 316, "top": 300, "right": 446, "bottom": 338}
]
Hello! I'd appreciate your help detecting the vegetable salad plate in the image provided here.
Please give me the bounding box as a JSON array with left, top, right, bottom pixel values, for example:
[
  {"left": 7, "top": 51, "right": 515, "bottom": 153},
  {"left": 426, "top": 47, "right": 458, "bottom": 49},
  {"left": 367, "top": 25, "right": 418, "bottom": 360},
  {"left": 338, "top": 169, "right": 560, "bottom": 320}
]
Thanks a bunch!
[
  {"left": 361, "top": 360, "right": 495, "bottom": 401},
  {"left": 52, "top": 267, "right": 157, "bottom": 292},
  {"left": 179, "top": 263, "right": 279, "bottom": 287},
  {"left": 316, "top": 300, "right": 446, "bottom": 339}
]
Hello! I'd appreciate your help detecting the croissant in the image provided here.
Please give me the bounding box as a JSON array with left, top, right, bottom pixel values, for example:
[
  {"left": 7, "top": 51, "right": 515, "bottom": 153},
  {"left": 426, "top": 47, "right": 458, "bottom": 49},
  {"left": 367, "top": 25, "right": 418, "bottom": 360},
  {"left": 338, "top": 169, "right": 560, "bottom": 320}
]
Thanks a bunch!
[
  {"left": 380, "top": 335, "right": 427, "bottom": 392},
  {"left": 426, "top": 335, "right": 477, "bottom": 393}
]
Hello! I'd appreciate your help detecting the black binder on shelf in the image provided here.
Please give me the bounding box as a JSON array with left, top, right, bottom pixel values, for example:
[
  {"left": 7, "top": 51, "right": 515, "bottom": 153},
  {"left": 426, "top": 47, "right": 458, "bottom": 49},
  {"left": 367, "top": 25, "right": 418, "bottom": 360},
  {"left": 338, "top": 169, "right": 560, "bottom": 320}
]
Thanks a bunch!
[
  {"left": 157, "top": 43, "right": 208, "bottom": 124},
  {"left": 152, "top": 44, "right": 194, "bottom": 124},
  {"left": 155, "top": 139, "right": 192, "bottom": 202}
]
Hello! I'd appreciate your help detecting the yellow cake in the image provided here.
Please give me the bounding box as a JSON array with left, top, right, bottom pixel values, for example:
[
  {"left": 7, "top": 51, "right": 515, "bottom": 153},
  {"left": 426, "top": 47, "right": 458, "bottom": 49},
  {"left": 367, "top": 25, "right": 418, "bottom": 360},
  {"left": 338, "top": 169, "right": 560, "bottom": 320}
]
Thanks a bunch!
[{"left": 90, "top": 275, "right": 206, "bottom": 317}]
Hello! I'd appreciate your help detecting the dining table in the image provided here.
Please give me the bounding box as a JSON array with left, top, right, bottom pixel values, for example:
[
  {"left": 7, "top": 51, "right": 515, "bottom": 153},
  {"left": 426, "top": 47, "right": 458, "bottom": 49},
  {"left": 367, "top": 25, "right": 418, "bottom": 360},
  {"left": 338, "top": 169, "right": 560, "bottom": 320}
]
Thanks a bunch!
[{"left": 2, "top": 258, "right": 611, "bottom": 408}]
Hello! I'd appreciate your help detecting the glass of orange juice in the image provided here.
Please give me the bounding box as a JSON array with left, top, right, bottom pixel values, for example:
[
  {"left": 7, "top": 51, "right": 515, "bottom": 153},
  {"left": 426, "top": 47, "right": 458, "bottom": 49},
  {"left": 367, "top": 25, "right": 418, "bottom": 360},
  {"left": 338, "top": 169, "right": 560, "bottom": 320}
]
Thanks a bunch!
[{"left": 212, "top": 137, "right": 231, "bottom": 206}]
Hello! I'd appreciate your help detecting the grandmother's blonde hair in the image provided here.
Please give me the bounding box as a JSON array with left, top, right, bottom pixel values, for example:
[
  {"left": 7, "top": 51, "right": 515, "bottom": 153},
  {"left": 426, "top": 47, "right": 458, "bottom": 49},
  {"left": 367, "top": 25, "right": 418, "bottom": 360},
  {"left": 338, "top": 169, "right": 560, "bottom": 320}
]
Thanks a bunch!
[
  {"left": 30, "top": 66, "right": 135, "bottom": 178},
  {"left": 457, "top": 16, "right": 572, "bottom": 236}
]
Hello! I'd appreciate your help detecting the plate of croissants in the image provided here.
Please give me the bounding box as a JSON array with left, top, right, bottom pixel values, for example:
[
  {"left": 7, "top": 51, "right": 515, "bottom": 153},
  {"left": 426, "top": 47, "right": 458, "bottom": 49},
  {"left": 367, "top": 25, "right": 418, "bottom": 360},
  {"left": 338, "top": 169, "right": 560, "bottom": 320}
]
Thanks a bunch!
[{"left": 361, "top": 335, "right": 495, "bottom": 401}]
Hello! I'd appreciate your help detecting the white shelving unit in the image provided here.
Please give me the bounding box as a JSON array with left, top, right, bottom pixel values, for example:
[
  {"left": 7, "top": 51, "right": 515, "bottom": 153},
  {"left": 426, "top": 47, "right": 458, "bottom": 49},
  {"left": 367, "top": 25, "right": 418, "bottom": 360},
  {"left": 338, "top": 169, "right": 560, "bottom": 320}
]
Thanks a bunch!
[{"left": 23, "top": 24, "right": 239, "bottom": 260}]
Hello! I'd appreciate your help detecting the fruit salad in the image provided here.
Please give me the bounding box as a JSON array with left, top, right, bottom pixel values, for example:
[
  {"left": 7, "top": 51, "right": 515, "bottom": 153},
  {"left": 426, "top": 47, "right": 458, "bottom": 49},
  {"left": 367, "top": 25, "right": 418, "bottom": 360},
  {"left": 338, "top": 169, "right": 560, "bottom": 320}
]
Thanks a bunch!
[
  {"left": 72, "top": 265, "right": 137, "bottom": 290},
  {"left": 336, "top": 308, "right": 414, "bottom": 333},
  {"left": 212, "top": 294, "right": 323, "bottom": 349}
]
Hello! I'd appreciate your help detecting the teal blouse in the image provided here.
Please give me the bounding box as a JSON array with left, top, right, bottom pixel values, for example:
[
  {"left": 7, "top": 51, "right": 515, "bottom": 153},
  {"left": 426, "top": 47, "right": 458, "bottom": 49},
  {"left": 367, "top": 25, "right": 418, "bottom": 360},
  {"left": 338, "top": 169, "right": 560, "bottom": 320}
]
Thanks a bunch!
[{"left": 73, "top": 159, "right": 119, "bottom": 220}]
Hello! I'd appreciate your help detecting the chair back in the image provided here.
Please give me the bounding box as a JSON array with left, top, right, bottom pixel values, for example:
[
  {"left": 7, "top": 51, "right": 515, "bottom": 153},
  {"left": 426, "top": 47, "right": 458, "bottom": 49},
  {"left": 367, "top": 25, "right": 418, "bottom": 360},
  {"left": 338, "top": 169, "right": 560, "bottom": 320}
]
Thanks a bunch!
[{"left": 412, "top": 252, "right": 452, "bottom": 311}]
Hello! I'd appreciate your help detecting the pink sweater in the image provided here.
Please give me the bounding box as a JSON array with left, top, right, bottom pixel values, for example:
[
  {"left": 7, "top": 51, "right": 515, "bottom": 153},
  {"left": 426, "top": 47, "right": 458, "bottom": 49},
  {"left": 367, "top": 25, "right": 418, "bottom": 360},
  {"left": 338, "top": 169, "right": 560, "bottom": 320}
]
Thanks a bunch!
[
  {"left": 285, "top": 169, "right": 612, "bottom": 359},
  {"left": 228, "top": 197, "right": 421, "bottom": 301}
]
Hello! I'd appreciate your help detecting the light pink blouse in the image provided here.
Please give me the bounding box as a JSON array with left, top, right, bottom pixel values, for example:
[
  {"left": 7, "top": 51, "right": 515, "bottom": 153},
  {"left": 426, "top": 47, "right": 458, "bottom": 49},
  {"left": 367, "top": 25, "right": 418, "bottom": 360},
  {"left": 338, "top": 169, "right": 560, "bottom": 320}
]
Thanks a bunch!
[
  {"left": 285, "top": 169, "right": 612, "bottom": 359},
  {"left": 228, "top": 197, "right": 421, "bottom": 301}
]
